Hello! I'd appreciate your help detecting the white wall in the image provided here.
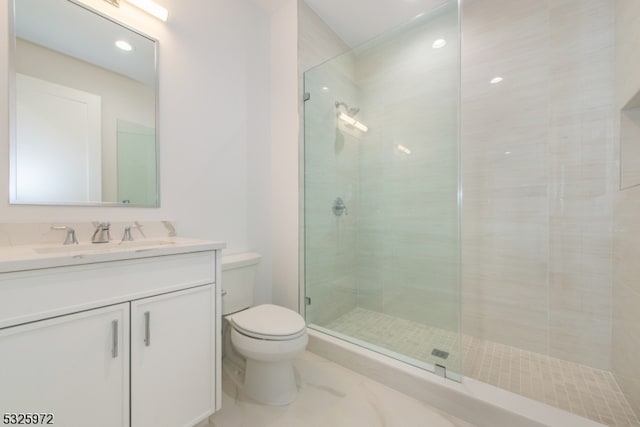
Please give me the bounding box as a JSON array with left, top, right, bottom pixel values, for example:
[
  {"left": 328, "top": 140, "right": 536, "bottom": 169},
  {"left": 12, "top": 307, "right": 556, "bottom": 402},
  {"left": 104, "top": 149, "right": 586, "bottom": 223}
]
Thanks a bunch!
[
  {"left": 270, "top": 0, "right": 299, "bottom": 311},
  {"left": 1, "top": 0, "right": 273, "bottom": 303}
]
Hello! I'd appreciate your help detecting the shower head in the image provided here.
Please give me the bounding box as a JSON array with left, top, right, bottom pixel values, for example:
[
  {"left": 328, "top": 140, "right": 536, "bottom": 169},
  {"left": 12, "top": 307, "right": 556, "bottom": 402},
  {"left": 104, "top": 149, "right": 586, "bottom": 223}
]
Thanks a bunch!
[
  {"left": 335, "top": 102, "right": 369, "bottom": 133},
  {"left": 335, "top": 101, "right": 360, "bottom": 117}
]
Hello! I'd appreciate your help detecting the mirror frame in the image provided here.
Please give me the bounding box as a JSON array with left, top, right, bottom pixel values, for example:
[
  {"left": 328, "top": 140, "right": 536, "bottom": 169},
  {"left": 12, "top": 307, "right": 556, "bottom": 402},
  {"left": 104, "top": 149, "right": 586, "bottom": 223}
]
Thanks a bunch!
[{"left": 8, "top": 0, "right": 160, "bottom": 207}]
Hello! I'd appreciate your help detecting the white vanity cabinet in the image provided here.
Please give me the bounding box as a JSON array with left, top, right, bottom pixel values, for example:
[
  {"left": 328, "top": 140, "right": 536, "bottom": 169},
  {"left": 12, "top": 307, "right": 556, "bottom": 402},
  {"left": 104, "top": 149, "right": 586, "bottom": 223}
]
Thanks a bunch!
[
  {"left": 0, "top": 241, "right": 223, "bottom": 427},
  {"left": 131, "top": 285, "right": 213, "bottom": 427},
  {"left": 0, "top": 304, "right": 130, "bottom": 427}
]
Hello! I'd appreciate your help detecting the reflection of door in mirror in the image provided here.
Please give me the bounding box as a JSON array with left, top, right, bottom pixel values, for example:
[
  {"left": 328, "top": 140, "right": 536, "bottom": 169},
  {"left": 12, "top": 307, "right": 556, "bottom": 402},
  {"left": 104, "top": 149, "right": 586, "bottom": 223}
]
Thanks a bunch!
[
  {"left": 15, "top": 73, "right": 102, "bottom": 203},
  {"left": 117, "top": 120, "right": 157, "bottom": 205}
]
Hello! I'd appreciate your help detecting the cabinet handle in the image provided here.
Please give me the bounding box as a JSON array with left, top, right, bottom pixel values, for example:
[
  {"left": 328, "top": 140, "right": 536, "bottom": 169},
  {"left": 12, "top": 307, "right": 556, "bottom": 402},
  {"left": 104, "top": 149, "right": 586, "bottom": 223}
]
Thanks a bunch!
[
  {"left": 111, "top": 320, "right": 118, "bottom": 358},
  {"left": 144, "top": 311, "right": 151, "bottom": 347}
]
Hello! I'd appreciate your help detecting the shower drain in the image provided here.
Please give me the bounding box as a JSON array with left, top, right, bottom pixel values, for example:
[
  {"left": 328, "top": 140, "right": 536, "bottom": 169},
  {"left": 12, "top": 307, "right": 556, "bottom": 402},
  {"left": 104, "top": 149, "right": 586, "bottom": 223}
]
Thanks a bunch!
[{"left": 431, "top": 348, "right": 449, "bottom": 359}]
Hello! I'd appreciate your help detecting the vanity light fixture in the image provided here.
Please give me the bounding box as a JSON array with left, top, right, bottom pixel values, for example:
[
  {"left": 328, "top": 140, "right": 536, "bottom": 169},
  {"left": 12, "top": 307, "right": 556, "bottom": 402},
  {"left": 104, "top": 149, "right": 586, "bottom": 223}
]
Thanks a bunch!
[
  {"left": 104, "top": 0, "right": 169, "bottom": 21},
  {"left": 126, "top": 0, "right": 169, "bottom": 21},
  {"left": 338, "top": 112, "right": 369, "bottom": 133}
]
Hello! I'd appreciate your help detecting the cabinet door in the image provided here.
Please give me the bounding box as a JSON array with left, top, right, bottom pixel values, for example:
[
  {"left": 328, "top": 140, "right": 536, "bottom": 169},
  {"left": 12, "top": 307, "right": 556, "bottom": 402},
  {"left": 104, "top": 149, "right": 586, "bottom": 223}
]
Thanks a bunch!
[
  {"left": 131, "top": 285, "right": 213, "bottom": 427},
  {"left": 0, "top": 304, "right": 130, "bottom": 427}
]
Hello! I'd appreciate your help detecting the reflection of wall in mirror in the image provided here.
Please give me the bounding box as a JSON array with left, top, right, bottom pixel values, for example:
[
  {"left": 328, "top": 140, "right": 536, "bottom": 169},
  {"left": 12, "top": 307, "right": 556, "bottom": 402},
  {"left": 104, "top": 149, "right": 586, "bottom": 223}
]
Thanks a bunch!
[{"left": 15, "top": 38, "right": 155, "bottom": 203}]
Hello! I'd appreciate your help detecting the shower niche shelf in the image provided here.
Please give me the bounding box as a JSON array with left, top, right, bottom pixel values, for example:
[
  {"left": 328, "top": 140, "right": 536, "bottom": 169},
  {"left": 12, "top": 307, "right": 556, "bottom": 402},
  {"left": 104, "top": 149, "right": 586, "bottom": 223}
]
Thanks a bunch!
[{"left": 621, "top": 88, "right": 640, "bottom": 190}]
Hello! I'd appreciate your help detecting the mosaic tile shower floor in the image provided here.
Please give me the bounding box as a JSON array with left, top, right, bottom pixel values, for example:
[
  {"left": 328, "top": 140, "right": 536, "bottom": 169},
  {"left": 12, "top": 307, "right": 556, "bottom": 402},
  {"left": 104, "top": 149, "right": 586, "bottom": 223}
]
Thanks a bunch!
[{"left": 325, "top": 307, "right": 640, "bottom": 427}]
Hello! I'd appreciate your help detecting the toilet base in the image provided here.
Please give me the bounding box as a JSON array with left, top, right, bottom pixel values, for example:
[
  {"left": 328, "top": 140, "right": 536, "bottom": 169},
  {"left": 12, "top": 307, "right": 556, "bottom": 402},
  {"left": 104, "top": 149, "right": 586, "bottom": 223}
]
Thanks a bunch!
[{"left": 244, "top": 359, "right": 298, "bottom": 405}]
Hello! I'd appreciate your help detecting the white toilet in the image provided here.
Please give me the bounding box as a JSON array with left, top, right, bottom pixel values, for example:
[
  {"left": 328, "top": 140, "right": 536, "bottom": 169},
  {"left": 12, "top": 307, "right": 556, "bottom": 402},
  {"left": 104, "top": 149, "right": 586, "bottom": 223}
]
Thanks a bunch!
[{"left": 221, "top": 252, "right": 308, "bottom": 405}]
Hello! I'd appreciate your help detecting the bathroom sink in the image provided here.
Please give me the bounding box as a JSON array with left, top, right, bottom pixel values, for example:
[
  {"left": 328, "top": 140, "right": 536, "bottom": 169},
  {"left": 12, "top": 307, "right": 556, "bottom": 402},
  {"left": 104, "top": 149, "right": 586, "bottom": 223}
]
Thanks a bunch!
[
  {"left": 33, "top": 240, "right": 175, "bottom": 255},
  {"left": 0, "top": 236, "right": 222, "bottom": 274},
  {"left": 115, "top": 239, "right": 176, "bottom": 248},
  {"left": 34, "top": 244, "right": 99, "bottom": 254}
]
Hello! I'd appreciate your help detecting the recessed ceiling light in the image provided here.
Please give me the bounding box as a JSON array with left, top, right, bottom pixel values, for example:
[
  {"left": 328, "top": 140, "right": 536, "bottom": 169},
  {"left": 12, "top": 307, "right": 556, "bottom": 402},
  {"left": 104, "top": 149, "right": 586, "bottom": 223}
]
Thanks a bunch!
[
  {"left": 321, "top": 86, "right": 329, "bottom": 92},
  {"left": 115, "top": 40, "right": 133, "bottom": 51},
  {"left": 490, "top": 76, "right": 504, "bottom": 84},
  {"left": 432, "top": 39, "right": 447, "bottom": 49}
]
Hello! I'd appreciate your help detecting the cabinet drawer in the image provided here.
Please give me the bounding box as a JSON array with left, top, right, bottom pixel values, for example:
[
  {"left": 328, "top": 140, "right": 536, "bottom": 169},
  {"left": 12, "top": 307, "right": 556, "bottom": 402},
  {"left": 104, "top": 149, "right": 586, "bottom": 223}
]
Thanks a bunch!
[{"left": 0, "top": 251, "right": 215, "bottom": 329}]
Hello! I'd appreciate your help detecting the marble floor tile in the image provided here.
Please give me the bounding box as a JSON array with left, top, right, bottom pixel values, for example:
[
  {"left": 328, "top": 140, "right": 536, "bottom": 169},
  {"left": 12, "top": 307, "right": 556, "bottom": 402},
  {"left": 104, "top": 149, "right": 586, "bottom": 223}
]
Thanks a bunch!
[{"left": 207, "top": 350, "right": 475, "bottom": 427}]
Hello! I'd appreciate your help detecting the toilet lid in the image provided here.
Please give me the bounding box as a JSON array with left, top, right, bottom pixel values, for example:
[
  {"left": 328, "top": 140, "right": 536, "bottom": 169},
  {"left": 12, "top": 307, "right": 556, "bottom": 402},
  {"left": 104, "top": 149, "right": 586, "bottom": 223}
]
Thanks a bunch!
[{"left": 230, "top": 304, "right": 306, "bottom": 340}]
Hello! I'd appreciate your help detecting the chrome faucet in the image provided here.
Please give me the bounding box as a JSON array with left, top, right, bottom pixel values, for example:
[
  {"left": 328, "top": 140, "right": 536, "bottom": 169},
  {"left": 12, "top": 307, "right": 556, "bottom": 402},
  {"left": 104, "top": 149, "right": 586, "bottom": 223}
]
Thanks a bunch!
[
  {"left": 50, "top": 225, "right": 78, "bottom": 245},
  {"left": 162, "top": 221, "right": 176, "bottom": 237},
  {"left": 122, "top": 227, "right": 134, "bottom": 242},
  {"left": 91, "top": 222, "right": 111, "bottom": 243},
  {"left": 121, "top": 222, "right": 144, "bottom": 242}
]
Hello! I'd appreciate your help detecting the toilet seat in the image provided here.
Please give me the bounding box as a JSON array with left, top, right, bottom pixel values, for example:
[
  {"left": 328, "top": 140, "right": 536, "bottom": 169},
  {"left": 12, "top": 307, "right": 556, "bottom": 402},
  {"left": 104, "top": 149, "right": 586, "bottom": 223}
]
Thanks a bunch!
[{"left": 229, "top": 304, "right": 306, "bottom": 341}]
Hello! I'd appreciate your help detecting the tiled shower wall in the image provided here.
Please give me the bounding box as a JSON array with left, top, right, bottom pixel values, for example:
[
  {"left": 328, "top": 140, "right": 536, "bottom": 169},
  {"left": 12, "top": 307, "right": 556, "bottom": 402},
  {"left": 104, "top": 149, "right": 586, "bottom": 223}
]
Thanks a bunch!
[
  {"left": 354, "top": 4, "right": 460, "bottom": 332},
  {"left": 303, "top": 0, "right": 624, "bottom": 377},
  {"left": 461, "top": 0, "right": 616, "bottom": 370},
  {"left": 613, "top": 0, "right": 640, "bottom": 416},
  {"left": 303, "top": 55, "right": 360, "bottom": 326},
  {"left": 302, "top": 3, "right": 461, "bottom": 334},
  {"left": 300, "top": 2, "right": 358, "bottom": 326}
]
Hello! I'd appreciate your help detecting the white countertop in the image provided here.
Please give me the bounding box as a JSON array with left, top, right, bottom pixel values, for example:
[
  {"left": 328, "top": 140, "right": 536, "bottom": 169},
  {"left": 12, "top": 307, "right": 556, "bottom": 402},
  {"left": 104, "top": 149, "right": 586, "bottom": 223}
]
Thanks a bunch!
[{"left": 0, "top": 237, "right": 225, "bottom": 274}]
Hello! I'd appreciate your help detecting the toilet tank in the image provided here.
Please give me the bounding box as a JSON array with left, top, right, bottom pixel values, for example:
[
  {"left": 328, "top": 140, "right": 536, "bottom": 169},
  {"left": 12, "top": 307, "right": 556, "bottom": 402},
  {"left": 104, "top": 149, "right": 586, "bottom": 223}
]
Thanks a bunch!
[{"left": 221, "top": 252, "right": 261, "bottom": 315}]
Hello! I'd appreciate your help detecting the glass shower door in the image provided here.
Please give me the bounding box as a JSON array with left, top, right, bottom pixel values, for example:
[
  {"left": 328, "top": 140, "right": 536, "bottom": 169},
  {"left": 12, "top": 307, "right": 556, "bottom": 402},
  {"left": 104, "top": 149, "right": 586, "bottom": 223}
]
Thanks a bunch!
[{"left": 303, "top": 1, "right": 462, "bottom": 380}]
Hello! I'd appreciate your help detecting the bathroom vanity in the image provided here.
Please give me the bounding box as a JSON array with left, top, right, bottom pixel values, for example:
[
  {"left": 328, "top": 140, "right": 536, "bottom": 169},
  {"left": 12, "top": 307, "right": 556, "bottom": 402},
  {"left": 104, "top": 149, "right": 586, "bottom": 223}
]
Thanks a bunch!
[{"left": 0, "top": 237, "right": 224, "bottom": 427}]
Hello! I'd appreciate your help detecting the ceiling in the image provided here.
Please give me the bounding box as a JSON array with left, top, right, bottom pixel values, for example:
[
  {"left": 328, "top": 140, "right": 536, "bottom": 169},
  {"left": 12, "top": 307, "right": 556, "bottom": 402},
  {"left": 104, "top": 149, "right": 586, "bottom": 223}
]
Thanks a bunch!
[
  {"left": 304, "top": 0, "right": 449, "bottom": 47},
  {"left": 249, "top": 0, "right": 291, "bottom": 14},
  {"left": 15, "top": 0, "right": 451, "bottom": 83}
]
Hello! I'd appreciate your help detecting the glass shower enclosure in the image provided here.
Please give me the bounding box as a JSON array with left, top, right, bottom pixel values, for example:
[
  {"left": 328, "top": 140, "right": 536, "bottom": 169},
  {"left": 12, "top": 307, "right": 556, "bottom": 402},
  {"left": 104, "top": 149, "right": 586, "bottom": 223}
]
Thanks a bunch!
[{"left": 303, "top": 1, "right": 462, "bottom": 380}]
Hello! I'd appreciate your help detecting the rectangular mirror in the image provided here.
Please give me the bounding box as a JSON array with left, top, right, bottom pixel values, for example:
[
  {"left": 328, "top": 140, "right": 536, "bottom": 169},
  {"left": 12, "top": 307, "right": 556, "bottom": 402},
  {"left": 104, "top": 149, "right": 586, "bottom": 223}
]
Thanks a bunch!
[{"left": 10, "top": 0, "right": 159, "bottom": 206}]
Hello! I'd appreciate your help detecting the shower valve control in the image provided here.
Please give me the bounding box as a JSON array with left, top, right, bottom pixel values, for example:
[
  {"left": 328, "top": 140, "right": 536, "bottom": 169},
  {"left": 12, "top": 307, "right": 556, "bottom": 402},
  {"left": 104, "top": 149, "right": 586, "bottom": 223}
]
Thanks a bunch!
[{"left": 332, "top": 197, "right": 347, "bottom": 216}]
